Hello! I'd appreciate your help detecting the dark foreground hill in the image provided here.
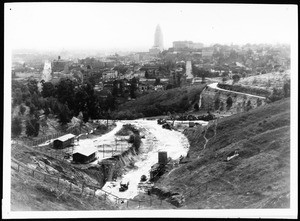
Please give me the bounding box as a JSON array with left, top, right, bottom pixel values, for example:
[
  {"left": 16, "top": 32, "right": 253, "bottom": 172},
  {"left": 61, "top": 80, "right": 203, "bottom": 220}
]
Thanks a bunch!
[{"left": 154, "top": 98, "right": 290, "bottom": 209}]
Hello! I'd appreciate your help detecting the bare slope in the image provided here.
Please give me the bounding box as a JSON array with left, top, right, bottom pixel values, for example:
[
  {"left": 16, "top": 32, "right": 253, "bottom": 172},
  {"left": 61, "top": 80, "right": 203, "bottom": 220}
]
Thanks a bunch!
[{"left": 154, "top": 98, "right": 290, "bottom": 209}]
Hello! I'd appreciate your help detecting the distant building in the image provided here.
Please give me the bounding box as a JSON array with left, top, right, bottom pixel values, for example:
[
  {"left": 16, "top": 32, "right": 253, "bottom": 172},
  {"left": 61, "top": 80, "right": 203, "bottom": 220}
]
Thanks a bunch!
[
  {"left": 173, "top": 41, "right": 204, "bottom": 50},
  {"left": 102, "top": 70, "right": 118, "bottom": 81},
  {"left": 202, "top": 48, "right": 214, "bottom": 58},
  {"left": 149, "top": 24, "right": 164, "bottom": 54},
  {"left": 173, "top": 41, "right": 193, "bottom": 50},
  {"left": 149, "top": 47, "right": 161, "bottom": 55},
  {"left": 52, "top": 56, "right": 70, "bottom": 74},
  {"left": 154, "top": 24, "right": 164, "bottom": 51}
]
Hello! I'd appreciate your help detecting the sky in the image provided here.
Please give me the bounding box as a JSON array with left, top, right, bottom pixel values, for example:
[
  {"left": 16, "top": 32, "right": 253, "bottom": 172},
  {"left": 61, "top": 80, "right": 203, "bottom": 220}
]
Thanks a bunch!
[{"left": 5, "top": 3, "right": 297, "bottom": 52}]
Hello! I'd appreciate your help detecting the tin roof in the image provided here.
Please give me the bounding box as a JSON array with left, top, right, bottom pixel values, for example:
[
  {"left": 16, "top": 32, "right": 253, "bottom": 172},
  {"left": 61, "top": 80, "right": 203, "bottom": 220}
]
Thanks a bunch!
[
  {"left": 74, "top": 146, "right": 97, "bottom": 157},
  {"left": 55, "top": 134, "right": 75, "bottom": 142},
  {"left": 74, "top": 142, "right": 97, "bottom": 157}
]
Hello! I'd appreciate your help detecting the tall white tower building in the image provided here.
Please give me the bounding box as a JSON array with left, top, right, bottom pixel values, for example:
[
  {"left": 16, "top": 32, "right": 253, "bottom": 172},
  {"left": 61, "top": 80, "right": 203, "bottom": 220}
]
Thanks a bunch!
[
  {"left": 150, "top": 24, "right": 164, "bottom": 54},
  {"left": 153, "top": 24, "right": 164, "bottom": 51}
]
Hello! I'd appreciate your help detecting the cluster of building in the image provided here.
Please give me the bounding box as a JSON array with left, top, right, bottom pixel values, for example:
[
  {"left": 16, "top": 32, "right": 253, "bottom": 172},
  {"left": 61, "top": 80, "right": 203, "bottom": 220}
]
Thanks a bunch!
[{"left": 12, "top": 24, "right": 290, "bottom": 95}]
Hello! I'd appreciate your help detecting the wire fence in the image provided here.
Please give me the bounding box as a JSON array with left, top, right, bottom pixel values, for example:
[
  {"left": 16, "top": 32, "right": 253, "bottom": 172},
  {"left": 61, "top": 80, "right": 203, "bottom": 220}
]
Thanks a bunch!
[
  {"left": 11, "top": 158, "right": 168, "bottom": 209},
  {"left": 21, "top": 119, "right": 117, "bottom": 148}
]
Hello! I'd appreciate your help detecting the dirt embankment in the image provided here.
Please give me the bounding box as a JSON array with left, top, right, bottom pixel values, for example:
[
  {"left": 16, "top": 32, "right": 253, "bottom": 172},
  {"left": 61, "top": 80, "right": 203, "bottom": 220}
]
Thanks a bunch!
[{"left": 153, "top": 98, "right": 290, "bottom": 209}]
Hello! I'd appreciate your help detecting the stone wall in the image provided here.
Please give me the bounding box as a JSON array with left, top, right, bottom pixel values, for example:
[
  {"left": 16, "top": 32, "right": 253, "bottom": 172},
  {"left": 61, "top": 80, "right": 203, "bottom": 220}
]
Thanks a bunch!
[{"left": 199, "top": 86, "right": 267, "bottom": 114}]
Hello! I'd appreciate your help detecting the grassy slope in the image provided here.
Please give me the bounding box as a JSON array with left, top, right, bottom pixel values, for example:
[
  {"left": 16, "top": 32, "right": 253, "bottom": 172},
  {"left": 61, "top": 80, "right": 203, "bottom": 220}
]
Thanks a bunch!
[
  {"left": 116, "top": 85, "right": 206, "bottom": 115},
  {"left": 11, "top": 168, "right": 117, "bottom": 211},
  {"left": 10, "top": 142, "right": 117, "bottom": 211},
  {"left": 155, "top": 98, "right": 290, "bottom": 209}
]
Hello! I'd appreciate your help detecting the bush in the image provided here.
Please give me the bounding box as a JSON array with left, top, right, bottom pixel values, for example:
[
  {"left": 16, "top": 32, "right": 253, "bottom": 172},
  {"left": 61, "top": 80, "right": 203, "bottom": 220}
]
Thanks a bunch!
[
  {"left": 12, "top": 117, "right": 22, "bottom": 137},
  {"left": 19, "top": 104, "right": 26, "bottom": 115},
  {"left": 268, "top": 88, "right": 284, "bottom": 102},
  {"left": 25, "top": 117, "right": 40, "bottom": 137},
  {"left": 116, "top": 124, "right": 139, "bottom": 136}
]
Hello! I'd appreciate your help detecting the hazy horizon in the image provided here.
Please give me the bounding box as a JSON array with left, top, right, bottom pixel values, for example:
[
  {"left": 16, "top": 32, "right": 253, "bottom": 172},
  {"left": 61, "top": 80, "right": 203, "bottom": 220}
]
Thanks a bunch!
[{"left": 5, "top": 3, "right": 297, "bottom": 53}]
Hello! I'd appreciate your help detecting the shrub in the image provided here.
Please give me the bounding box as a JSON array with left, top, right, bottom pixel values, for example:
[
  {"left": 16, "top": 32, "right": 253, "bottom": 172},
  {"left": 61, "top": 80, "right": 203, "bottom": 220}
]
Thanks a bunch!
[
  {"left": 19, "top": 104, "right": 26, "bottom": 115},
  {"left": 12, "top": 117, "right": 22, "bottom": 137},
  {"left": 226, "top": 97, "right": 233, "bottom": 110},
  {"left": 25, "top": 117, "right": 40, "bottom": 137},
  {"left": 283, "top": 80, "right": 290, "bottom": 98},
  {"left": 268, "top": 88, "right": 284, "bottom": 102}
]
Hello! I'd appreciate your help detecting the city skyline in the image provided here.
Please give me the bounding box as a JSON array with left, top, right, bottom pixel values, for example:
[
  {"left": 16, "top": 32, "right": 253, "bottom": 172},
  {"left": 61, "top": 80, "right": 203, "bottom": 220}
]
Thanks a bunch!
[{"left": 5, "top": 3, "right": 297, "bottom": 52}]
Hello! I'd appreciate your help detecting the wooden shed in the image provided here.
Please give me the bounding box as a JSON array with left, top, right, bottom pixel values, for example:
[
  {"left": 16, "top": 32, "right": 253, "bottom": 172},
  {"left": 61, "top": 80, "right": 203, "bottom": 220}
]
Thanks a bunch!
[
  {"left": 53, "top": 134, "right": 75, "bottom": 149},
  {"left": 158, "top": 151, "right": 168, "bottom": 165},
  {"left": 72, "top": 145, "right": 97, "bottom": 164}
]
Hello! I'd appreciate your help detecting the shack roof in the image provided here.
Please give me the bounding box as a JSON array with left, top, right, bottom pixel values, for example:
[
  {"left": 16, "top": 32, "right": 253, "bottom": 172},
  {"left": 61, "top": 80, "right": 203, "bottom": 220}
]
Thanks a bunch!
[
  {"left": 73, "top": 145, "right": 97, "bottom": 157},
  {"left": 55, "top": 134, "right": 75, "bottom": 142}
]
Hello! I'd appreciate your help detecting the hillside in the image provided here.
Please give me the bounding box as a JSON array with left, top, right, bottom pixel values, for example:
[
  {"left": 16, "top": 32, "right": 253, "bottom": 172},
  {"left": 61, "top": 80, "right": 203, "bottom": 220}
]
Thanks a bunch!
[
  {"left": 10, "top": 142, "right": 118, "bottom": 211},
  {"left": 154, "top": 98, "right": 290, "bottom": 209},
  {"left": 112, "top": 85, "right": 206, "bottom": 119}
]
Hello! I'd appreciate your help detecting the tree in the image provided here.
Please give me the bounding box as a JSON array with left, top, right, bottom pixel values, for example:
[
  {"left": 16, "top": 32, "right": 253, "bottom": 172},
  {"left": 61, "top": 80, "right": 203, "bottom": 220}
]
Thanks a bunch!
[
  {"left": 41, "top": 81, "right": 55, "bottom": 98},
  {"left": 19, "top": 104, "right": 26, "bottom": 115},
  {"left": 214, "top": 97, "right": 220, "bottom": 110},
  {"left": 57, "top": 103, "right": 72, "bottom": 125},
  {"left": 56, "top": 78, "right": 76, "bottom": 112},
  {"left": 226, "top": 97, "right": 233, "bottom": 110},
  {"left": 232, "top": 74, "right": 241, "bottom": 84},
  {"left": 194, "top": 103, "right": 199, "bottom": 111},
  {"left": 246, "top": 100, "right": 252, "bottom": 111},
  {"left": 269, "top": 88, "right": 284, "bottom": 102},
  {"left": 25, "top": 117, "right": 40, "bottom": 137},
  {"left": 283, "top": 80, "right": 290, "bottom": 98},
  {"left": 112, "top": 80, "right": 119, "bottom": 97},
  {"left": 155, "top": 77, "right": 161, "bottom": 86},
  {"left": 27, "top": 79, "right": 39, "bottom": 95},
  {"left": 12, "top": 117, "right": 22, "bottom": 137},
  {"left": 130, "top": 77, "right": 138, "bottom": 98}
]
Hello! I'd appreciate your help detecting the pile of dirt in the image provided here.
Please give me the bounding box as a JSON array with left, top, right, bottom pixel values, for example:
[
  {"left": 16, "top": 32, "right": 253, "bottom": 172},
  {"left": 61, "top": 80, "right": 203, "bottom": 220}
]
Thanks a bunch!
[{"left": 153, "top": 98, "right": 290, "bottom": 209}]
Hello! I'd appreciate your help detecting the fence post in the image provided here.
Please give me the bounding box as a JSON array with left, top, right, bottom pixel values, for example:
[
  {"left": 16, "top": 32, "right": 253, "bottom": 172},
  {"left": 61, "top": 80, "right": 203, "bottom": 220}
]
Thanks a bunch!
[
  {"left": 57, "top": 177, "right": 60, "bottom": 188},
  {"left": 81, "top": 182, "right": 85, "bottom": 196},
  {"left": 44, "top": 174, "right": 47, "bottom": 182},
  {"left": 32, "top": 170, "right": 35, "bottom": 177},
  {"left": 69, "top": 183, "right": 72, "bottom": 192},
  {"left": 17, "top": 164, "right": 20, "bottom": 172},
  {"left": 94, "top": 187, "right": 96, "bottom": 198}
]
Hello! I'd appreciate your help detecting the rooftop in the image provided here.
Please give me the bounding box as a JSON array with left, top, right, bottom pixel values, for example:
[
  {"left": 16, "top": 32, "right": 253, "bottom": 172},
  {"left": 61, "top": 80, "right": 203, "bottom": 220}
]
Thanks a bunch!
[
  {"left": 74, "top": 142, "right": 97, "bottom": 156},
  {"left": 55, "top": 134, "right": 75, "bottom": 142}
]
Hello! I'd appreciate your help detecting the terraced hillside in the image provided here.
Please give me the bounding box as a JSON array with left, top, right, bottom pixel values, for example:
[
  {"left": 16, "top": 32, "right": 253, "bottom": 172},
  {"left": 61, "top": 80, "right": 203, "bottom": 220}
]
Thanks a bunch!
[{"left": 154, "top": 98, "right": 290, "bottom": 209}]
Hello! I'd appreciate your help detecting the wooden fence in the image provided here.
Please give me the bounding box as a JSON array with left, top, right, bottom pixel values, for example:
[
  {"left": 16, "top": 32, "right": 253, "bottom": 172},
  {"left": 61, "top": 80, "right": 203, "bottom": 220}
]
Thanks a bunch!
[{"left": 11, "top": 158, "right": 167, "bottom": 209}]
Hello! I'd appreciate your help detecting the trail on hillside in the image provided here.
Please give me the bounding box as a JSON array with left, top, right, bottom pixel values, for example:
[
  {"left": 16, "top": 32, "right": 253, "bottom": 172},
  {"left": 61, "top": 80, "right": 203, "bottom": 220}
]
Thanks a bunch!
[{"left": 208, "top": 82, "right": 266, "bottom": 99}]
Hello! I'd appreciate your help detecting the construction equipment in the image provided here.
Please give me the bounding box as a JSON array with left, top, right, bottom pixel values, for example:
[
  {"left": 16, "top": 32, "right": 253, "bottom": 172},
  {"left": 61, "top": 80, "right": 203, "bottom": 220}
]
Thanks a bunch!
[{"left": 119, "top": 181, "right": 129, "bottom": 192}]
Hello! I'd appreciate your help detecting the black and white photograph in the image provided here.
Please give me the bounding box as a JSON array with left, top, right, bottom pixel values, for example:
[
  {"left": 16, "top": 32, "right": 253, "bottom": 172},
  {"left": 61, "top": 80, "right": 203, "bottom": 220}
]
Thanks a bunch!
[{"left": 3, "top": 2, "right": 298, "bottom": 219}]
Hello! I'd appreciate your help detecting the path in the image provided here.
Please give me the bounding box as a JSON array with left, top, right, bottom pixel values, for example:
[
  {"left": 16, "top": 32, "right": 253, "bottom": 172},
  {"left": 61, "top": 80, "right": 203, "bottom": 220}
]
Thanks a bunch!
[{"left": 208, "top": 82, "right": 266, "bottom": 99}]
